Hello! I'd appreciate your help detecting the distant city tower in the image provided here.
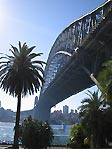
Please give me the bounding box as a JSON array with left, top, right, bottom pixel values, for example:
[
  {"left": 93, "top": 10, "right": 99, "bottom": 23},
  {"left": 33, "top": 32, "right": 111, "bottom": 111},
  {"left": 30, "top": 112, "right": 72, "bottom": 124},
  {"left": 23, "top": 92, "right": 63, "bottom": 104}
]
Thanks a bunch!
[
  {"left": 63, "top": 105, "right": 69, "bottom": 114},
  {"left": 34, "top": 96, "right": 39, "bottom": 107}
]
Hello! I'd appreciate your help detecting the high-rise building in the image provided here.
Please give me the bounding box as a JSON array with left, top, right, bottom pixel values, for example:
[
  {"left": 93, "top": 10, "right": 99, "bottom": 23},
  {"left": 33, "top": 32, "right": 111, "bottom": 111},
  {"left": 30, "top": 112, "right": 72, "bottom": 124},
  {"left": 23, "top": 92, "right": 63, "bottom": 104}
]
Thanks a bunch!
[
  {"left": 63, "top": 105, "right": 69, "bottom": 114},
  {"left": 34, "top": 96, "right": 38, "bottom": 107}
]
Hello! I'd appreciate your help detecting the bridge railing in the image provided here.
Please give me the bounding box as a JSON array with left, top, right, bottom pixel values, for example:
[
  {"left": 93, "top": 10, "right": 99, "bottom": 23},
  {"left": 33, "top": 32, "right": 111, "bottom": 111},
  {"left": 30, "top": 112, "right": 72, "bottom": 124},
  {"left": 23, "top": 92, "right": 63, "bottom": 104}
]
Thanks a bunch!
[{"left": 41, "top": 0, "right": 112, "bottom": 94}]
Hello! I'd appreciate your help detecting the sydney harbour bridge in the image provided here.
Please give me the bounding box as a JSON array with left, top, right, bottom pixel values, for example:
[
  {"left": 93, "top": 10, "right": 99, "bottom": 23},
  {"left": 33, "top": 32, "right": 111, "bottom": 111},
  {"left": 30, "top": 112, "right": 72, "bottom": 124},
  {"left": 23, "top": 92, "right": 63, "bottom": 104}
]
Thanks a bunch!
[{"left": 33, "top": 0, "right": 112, "bottom": 121}]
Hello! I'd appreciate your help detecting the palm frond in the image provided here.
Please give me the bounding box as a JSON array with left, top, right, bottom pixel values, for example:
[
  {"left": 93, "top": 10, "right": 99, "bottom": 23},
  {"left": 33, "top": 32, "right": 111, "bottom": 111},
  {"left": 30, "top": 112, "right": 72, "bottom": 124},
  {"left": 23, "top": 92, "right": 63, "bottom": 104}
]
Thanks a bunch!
[
  {"left": 10, "top": 45, "right": 19, "bottom": 57},
  {"left": 0, "top": 41, "right": 45, "bottom": 97},
  {"left": 29, "top": 53, "right": 43, "bottom": 60},
  {"left": 19, "top": 41, "right": 21, "bottom": 51},
  {"left": 26, "top": 46, "right": 36, "bottom": 55},
  {"left": 31, "top": 60, "right": 46, "bottom": 67}
]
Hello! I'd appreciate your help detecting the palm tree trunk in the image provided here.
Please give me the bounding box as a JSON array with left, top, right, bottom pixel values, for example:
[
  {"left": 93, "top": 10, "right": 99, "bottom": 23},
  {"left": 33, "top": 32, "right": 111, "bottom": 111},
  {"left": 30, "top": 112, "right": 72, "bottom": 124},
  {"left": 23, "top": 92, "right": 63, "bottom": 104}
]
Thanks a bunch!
[{"left": 13, "top": 93, "right": 21, "bottom": 149}]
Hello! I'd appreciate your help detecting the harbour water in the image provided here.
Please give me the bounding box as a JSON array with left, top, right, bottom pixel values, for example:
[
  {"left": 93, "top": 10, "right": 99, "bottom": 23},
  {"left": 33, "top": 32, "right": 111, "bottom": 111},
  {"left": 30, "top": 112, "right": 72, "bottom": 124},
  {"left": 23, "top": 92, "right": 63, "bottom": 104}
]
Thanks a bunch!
[
  {"left": 0, "top": 122, "right": 14, "bottom": 144},
  {"left": 0, "top": 122, "right": 71, "bottom": 145},
  {"left": 51, "top": 124, "right": 71, "bottom": 145}
]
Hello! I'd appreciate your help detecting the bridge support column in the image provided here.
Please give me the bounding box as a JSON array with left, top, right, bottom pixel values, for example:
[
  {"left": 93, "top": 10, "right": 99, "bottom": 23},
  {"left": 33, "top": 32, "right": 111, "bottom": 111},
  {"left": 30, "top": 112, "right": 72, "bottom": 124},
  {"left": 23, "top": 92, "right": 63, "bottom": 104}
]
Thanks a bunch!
[{"left": 33, "top": 99, "right": 51, "bottom": 122}]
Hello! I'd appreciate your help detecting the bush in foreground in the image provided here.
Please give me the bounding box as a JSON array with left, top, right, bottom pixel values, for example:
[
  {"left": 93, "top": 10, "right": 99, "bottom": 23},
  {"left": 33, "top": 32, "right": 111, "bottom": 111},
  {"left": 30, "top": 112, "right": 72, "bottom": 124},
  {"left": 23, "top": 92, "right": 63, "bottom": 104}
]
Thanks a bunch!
[
  {"left": 19, "top": 116, "right": 54, "bottom": 149},
  {"left": 68, "top": 124, "right": 89, "bottom": 148}
]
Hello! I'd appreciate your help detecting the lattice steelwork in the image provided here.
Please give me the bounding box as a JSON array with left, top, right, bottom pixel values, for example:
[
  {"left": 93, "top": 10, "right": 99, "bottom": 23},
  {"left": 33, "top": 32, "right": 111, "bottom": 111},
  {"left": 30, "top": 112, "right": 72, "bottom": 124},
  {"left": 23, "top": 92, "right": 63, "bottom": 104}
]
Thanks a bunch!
[{"left": 41, "top": 0, "right": 112, "bottom": 94}]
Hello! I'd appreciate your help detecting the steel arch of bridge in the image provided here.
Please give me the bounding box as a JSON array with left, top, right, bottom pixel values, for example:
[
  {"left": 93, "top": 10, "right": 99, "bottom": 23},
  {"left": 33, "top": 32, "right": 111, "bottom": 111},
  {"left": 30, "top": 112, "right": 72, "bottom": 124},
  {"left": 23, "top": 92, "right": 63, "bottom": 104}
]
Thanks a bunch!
[
  {"left": 33, "top": 0, "right": 112, "bottom": 121},
  {"left": 41, "top": 51, "right": 72, "bottom": 94},
  {"left": 41, "top": 0, "right": 112, "bottom": 94}
]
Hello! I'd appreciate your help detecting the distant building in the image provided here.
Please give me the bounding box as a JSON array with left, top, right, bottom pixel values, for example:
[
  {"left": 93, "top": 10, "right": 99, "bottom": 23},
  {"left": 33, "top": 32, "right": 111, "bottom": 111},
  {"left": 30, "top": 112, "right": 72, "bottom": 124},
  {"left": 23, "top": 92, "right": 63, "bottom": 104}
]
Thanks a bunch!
[
  {"left": 34, "top": 96, "right": 38, "bottom": 107},
  {"left": 70, "top": 109, "right": 74, "bottom": 113},
  {"left": 75, "top": 109, "right": 78, "bottom": 113},
  {"left": 51, "top": 110, "right": 62, "bottom": 118},
  {"left": 63, "top": 105, "right": 69, "bottom": 114}
]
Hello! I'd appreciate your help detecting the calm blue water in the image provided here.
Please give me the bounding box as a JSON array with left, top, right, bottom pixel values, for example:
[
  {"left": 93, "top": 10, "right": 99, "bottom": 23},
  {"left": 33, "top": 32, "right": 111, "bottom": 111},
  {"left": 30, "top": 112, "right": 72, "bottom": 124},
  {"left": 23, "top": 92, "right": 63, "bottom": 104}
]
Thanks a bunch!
[
  {"left": 51, "top": 124, "right": 71, "bottom": 145},
  {"left": 0, "top": 122, "right": 71, "bottom": 145},
  {"left": 0, "top": 122, "right": 14, "bottom": 144}
]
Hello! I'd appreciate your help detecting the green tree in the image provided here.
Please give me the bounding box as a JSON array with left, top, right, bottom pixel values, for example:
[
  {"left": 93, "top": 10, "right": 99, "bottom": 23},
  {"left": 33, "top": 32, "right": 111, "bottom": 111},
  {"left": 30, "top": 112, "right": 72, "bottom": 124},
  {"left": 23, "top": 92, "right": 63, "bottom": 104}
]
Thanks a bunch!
[
  {"left": 97, "top": 60, "right": 112, "bottom": 105},
  {"left": 97, "top": 60, "right": 112, "bottom": 146},
  {"left": 78, "top": 90, "right": 102, "bottom": 148},
  {"left": 19, "top": 116, "right": 54, "bottom": 149},
  {"left": 69, "top": 124, "right": 86, "bottom": 148},
  {"left": 0, "top": 42, "right": 45, "bottom": 149}
]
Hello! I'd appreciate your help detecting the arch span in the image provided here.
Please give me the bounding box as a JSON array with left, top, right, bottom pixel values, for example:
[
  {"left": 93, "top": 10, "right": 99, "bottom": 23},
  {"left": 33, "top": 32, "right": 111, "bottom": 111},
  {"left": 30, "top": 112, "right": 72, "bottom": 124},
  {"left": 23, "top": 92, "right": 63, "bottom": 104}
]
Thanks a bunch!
[{"left": 33, "top": 0, "right": 112, "bottom": 121}]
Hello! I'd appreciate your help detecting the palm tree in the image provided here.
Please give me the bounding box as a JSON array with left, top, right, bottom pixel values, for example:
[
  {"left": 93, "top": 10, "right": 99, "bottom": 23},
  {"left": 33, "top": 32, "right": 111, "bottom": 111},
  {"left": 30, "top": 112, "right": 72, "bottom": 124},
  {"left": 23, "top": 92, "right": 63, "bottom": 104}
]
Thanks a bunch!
[
  {"left": 78, "top": 90, "right": 102, "bottom": 148},
  {"left": 0, "top": 41, "right": 45, "bottom": 149}
]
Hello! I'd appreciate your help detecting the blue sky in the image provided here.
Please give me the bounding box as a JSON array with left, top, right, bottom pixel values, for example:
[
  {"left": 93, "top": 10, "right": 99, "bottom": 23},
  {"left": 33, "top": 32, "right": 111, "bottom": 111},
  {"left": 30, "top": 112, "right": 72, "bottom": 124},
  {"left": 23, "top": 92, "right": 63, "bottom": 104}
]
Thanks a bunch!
[{"left": 0, "top": 0, "right": 106, "bottom": 112}]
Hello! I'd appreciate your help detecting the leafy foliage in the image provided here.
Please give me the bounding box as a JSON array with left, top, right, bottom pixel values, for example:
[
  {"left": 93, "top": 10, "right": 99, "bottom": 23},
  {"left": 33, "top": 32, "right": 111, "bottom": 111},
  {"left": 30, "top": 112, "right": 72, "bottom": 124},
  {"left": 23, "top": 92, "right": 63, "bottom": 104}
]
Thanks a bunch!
[
  {"left": 79, "top": 89, "right": 112, "bottom": 148},
  {"left": 19, "top": 116, "right": 54, "bottom": 149},
  {"left": 97, "top": 60, "right": 112, "bottom": 104},
  {"left": 78, "top": 90, "right": 103, "bottom": 147},
  {"left": 69, "top": 60, "right": 112, "bottom": 148},
  {"left": 68, "top": 124, "right": 86, "bottom": 148}
]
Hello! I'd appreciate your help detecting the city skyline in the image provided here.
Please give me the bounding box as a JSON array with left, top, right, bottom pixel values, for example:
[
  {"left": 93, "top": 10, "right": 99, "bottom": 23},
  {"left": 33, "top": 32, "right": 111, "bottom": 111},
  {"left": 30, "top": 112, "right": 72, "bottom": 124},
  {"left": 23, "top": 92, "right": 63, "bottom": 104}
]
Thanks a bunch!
[
  {"left": 0, "top": 0, "right": 105, "bottom": 112},
  {"left": 0, "top": 98, "right": 77, "bottom": 114}
]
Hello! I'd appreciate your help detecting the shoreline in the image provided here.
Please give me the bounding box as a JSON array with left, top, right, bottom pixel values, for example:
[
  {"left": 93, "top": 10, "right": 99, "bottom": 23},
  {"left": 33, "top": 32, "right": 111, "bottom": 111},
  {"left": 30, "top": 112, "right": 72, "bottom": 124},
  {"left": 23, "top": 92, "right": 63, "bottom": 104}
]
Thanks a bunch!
[
  {"left": 0, "top": 145, "right": 69, "bottom": 149},
  {"left": 0, "top": 145, "right": 23, "bottom": 149}
]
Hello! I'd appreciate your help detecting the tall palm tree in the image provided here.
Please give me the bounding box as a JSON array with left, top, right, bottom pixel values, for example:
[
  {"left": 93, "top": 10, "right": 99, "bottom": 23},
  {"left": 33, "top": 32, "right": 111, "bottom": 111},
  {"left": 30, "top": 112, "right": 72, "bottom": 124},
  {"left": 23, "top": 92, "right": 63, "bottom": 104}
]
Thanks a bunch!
[
  {"left": 78, "top": 90, "right": 102, "bottom": 148},
  {"left": 0, "top": 41, "right": 45, "bottom": 149}
]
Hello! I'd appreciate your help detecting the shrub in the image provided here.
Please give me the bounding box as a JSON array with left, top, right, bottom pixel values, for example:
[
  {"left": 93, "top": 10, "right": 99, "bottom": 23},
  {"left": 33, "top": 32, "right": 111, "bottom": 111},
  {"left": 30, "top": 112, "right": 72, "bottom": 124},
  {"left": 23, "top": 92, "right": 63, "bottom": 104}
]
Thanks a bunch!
[
  {"left": 19, "top": 116, "right": 54, "bottom": 149},
  {"left": 68, "top": 124, "right": 88, "bottom": 148}
]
